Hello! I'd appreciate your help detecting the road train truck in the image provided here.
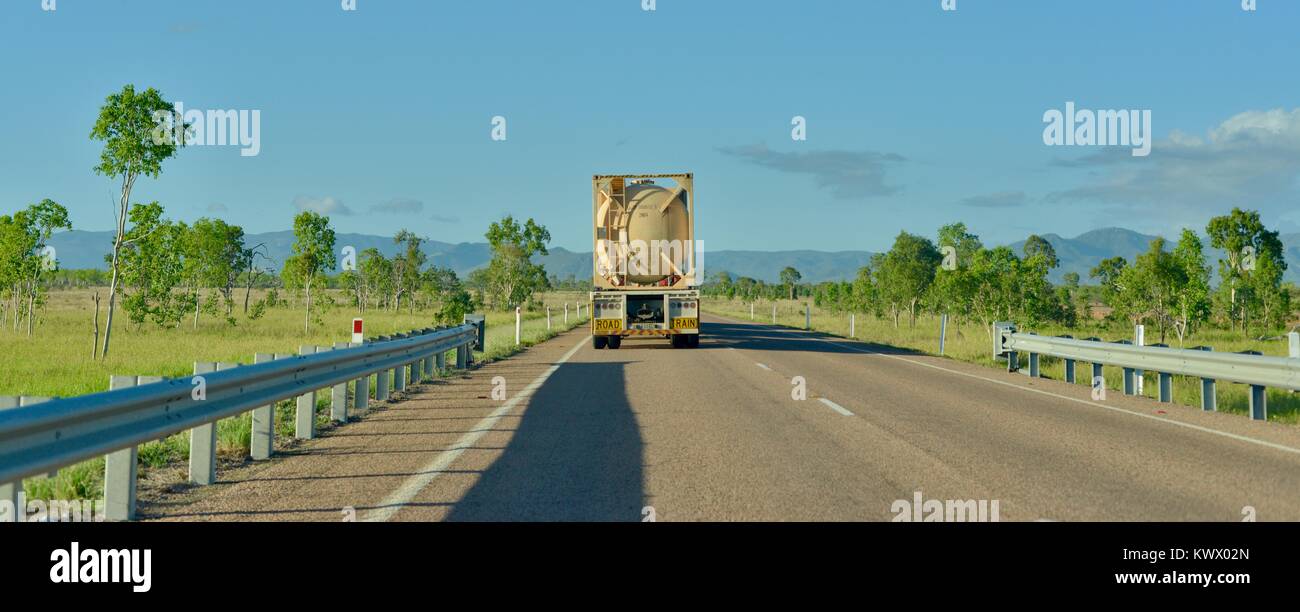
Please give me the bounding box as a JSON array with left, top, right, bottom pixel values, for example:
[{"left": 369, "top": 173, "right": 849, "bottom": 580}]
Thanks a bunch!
[{"left": 589, "top": 173, "right": 700, "bottom": 349}]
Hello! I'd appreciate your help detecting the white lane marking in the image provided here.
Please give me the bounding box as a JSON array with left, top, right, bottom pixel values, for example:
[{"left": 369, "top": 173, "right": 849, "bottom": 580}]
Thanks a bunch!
[
  {"left": 363, "top": 337, "right": 587, "bottom": 522},
  {"left": 812, "top": 336, "right": 1300, "bottom": 457},
  {"left": 704, "top": 313, "right": 1300, "bottom": 457},
  {"left": 818, "top": 397, "right": 854, "bottom": 416},
  {"left": 755, "top": 362, "right": 772, "bottom": 371}
]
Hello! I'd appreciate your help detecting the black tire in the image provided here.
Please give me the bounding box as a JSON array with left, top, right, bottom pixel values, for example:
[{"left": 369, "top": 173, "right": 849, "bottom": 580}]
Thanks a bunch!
[
  {"left": 593, "top": 335, "right": 608, "bottom": 349},
  {"left": 687, "top": 334, "right": 700, "bottom": 348},
  {"left": 607, "top": 336, "right": 622, "bottom": 349}
]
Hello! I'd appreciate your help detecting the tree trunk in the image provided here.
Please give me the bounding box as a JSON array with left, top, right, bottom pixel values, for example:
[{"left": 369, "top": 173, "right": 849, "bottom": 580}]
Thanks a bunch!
[
  {"left": 304, "top": 280, "right": 312, "bottom": 334},
  {"left": 101, "top": 174, "right": 134, "bottom": 360},
  {"left": 92, "top": 291, "right": 101, "bottom": 359}
]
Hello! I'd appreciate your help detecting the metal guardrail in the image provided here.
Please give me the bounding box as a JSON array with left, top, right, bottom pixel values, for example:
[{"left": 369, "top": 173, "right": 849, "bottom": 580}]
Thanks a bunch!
[
  {"left": 0, "top": 322, "right": 480, "bottom": 520},
  {"left": 993, "top": 322, "right": 1300, "bottom": 421}
]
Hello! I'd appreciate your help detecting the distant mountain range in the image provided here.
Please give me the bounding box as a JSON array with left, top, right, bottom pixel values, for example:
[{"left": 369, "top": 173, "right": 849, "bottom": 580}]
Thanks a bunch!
[{"left": 45, "top": 227, "right": 1300, "bottom": 285}]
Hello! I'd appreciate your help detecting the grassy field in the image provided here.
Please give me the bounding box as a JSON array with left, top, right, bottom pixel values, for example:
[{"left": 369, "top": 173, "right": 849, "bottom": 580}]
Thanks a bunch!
[
  {"left": 705, "top": 297, "right": 1300, "bottom": 425},
  {"left": 3, "top": 288, "right": 590, "bottom": 501}
]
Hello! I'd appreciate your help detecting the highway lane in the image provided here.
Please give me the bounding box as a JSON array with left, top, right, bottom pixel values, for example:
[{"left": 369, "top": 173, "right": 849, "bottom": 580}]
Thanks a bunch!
[{"left": 143, "top": 314, "right": 1300, "bottom": 522}]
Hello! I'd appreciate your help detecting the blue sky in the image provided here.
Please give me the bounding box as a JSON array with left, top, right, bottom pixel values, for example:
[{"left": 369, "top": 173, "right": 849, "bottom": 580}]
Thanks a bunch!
[{"left": 2, "top": 0, "right": 1299, "bottom": 253}]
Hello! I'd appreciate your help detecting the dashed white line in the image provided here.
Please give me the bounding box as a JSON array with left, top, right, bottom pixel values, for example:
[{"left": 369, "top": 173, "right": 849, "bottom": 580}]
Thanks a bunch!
[
  {"left": 707, "top": 313, "right": 1300, "bottom": 457},
  {"left": 818, "top": 397, "right": 854, "bottom": 416},
  {"left": 755, "top": 362, "right": 772, "bottom": 371},
  {"left": 811, "top": 336, "right": 1300, "bottom": 457}
]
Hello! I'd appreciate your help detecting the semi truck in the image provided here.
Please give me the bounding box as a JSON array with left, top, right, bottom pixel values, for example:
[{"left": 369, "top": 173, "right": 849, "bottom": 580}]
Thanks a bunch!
[{"left": 589, "top": 173, "right": 700, "bottom": 349}]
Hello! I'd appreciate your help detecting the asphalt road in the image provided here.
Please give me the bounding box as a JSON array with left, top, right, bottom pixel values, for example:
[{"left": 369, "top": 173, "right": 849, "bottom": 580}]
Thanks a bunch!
[{"left": 143, "top": 314, "right": 1300, "bottom": 522}]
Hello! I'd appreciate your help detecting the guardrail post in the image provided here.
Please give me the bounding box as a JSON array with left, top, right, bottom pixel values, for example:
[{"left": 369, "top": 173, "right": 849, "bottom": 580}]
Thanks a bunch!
[
  {"left": 1122, "top": 367, "right": 1135, "bottom": 395},
  {"left": 104, "top": 375, "right": 140, "bottom": 521},
  {"left": 436, "top": 350, "right": 446, "bottom": 374},
  {"left": 1091, "top": 362, "right": 1103, "bottom": 388},
  {"left": 1006, "top": 350, "right": 1018, "bottom": 373},
  {"left": 296, "top": 345, "right": 319, "bottom": 439},
  {"left": 1064, "top": 358, "right": 1076, "bottom": 383},
  {"left": 1189, "top": 346, "right": 1216, "bottom": 411},
  {"left": 1249, "top": 385, "right": 1267, "bottom": 421},
  {"left": 330, "top": 342, "right": 351, "bottom": 423},
  {"left": 375, "top": 336, "right": 391, "bottom": 401},
  {"left": 1027, "top": 352, "right": 1040, "bottom": 378},
  {"left": 456, "top": 342, "right": 468, "bottom": 369},
  {"left": 190, "top": 363, "right": 229, "bottom": 485},
  {"left": 393, "top": 334, "right": 407, "bottom": 392},
  {"left": 0, "top": 397, "right": 19, "bottom": 521},
  {"left": 250, "top": 354, "right": 277, "bottom": 460}
]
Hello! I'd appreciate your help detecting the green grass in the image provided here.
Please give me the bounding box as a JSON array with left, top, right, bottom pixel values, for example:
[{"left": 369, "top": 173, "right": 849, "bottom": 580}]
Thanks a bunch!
[
  {"left": 705, "top": 297, "right": 1300, "bottom": 425},
  {"left": 4, "top": 289, "right": 590, "bottom": 501}
]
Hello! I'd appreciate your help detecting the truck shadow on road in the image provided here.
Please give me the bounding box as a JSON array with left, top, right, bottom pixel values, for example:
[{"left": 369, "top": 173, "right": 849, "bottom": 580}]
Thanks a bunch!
[
  {"left": 444, "top": 360, "right": 645, "bottom": 521},
  {"left": 693, "top": 321, "right": 927, "bottom": 356}
]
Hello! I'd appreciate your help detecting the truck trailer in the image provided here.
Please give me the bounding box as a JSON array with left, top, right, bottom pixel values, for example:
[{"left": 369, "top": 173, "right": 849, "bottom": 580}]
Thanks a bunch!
[{"left": 589, "top": 173, "right": 700, "bottom": 349}]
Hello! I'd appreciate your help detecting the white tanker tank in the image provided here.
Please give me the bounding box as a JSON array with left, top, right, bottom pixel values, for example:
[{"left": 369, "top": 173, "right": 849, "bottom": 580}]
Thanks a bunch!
[{"left": 589, "top": 173, "right": 700, "bottom": 349}]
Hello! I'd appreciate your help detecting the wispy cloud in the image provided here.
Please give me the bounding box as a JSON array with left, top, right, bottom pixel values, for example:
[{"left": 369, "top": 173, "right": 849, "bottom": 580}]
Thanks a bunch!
[
  {"left": 958, "top": 191, "right": 1028, "bottom": 208},
  {"left": 1046, "top": 108, "right": 1300, "bottom": 223},
  {"left": 370, "top": 197, "right": 424, "bottom": 214},
  {"left": 293, "top": 195, "right": 354, "bottom": 216},
  {"left": 717, "top": 143, "right": 906, "bottom": 199}
]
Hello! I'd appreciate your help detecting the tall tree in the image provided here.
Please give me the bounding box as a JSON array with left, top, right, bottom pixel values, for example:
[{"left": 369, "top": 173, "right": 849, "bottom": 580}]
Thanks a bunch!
[
  {"left": 1171, "top": 229, "right": 1210, "bottom": 345},
  {"left": 875, "top": 231, "right": 941, "bottom": 327},
  {"left": 484, "top": 215, "right": 550, "bottom": 308},
  {"left": 90, "top": 84, "right": 187, "bottom": 358},
  {"left": 779, "top": 266, "right": 802, "bottom": 300},
  {"left": 283, "top": 211, "right": 336, "bottom": 333},
  {"left": 1206, "top": 208, "right": 1288, "bottom": 335}
]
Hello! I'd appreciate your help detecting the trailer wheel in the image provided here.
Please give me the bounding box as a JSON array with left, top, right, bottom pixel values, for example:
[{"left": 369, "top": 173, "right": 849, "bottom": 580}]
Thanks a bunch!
[
  {"left": 607, "top": 336, "right": 622, "bottom": 349},
  {"left": 593, "top": 335, "right": 608, "bottom": 349}
]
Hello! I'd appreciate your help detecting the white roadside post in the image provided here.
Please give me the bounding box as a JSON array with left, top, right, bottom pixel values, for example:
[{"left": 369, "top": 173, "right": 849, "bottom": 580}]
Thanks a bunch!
[
  {"left": 564, "top": 303, "right": 569, "bottom": 324},
  {"left": 805, "top": 304, "right": 810, "bottom": 330},
  {"left": 772, "top": 304, "right": 776, "bottom": 324},
  {"left": 1290, "top": 332, "right": 1300, "bottom": 359},
  {"left": 850, "top": 313, "right": 855, "bottom": 338},
  {"left": 547, "top": 306, "right": 551, "bottom": 331},
  {"left": 750, "top": 302, "right": 754, "bottom": 320},
  {"left": 1134, "top": 325, "right": 1145, "bottom": 396},
  {"left": 939, "top": 313, "right": 948, "bottom": 356},
  {"left": 516, "top": 306, "right": 522, "bottom": 345},
  {"left": 351, "top": 320, "right": 368, "bottom": 414}
]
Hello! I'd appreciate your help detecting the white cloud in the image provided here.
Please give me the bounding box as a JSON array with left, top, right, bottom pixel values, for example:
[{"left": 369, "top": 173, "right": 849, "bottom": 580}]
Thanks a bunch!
[
  {"left": 1046, "top": 108, "right": 1300, "bottom": 223},
  {"left": 293, "top": 195, "right": 354, "bottom": 216}
]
